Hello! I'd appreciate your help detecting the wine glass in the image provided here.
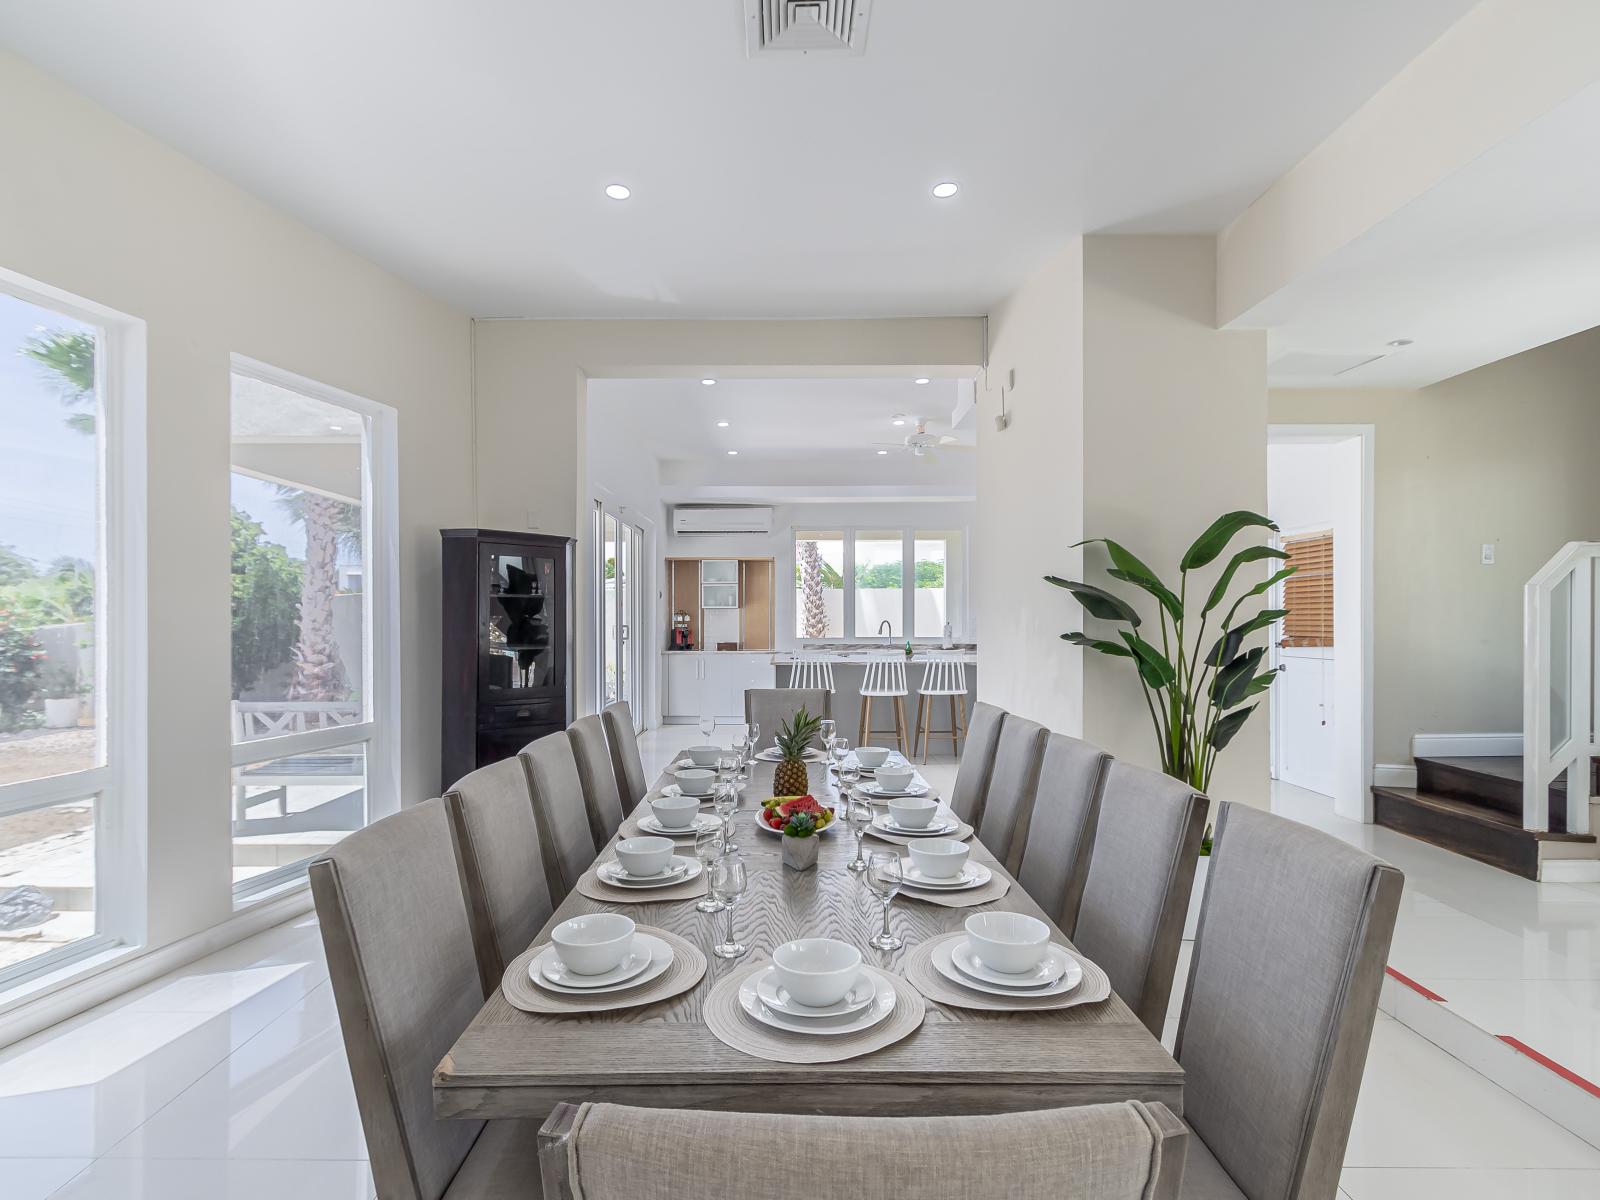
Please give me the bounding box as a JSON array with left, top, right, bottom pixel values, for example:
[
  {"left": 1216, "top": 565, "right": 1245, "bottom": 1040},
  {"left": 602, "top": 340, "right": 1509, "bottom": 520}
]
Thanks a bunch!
[
  {"left": 819, "top": 718, "right": 837, "bottom": 757},
  {"left": 709, "top": 851, "right": 749, "bottom": 959},
  {"left": 746, "top": 722, "right": 760, "bottom": 755},
  {"left": 845, "top": 794, "right": 873, "bottom": 873},
  {"left": 693, "top": 825, "right": 726, "bottom": 913},
  {"left": 698, "top": 713, "right": 717, "bottom": 743},
  {"left": 713, "top": 780, "right": 740, "bottom": 849},
  {"left": 830, "top": 736, "right": 850, "bottom": 780},
  {"left": 864, "top": 851, "right": 904, "bottom": 952},
  {"left": 715, "top": 753, "right": 739, "bottom": 795}
]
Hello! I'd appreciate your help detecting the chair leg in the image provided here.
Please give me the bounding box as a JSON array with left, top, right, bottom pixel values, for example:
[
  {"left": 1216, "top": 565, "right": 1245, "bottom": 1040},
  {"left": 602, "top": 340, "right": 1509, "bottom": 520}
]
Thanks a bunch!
[
  {"left": 893, "top": 696, "right": 908, "bottom": 756},
  {"left": 954, "top": 694, "right": 968, "bottom": 757},
  {"left": 920, "top": 694, "right": 935, "bottom": 764},
  {"left": 857, "top": 694, "right": 870, "bottom": 748},
  {"left": 947, "top": 695, "right": 962, "bottom": 758}
]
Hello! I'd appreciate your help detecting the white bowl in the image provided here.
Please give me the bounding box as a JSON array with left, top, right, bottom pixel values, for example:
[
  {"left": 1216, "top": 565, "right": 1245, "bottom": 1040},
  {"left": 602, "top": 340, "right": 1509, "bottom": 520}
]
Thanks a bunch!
[
  {"left": 676, "top": 769, "right": 714, "bottom": 796},
  {"left": 855, "top": 746, "right": 891, "bottom": 769},
  {"left": 613, "top": 836, "right": 674, "bottom": 878},
  {"left": 908, "top": 837, "right": 970, "bottom": 880},
  {"left": 686, "top": 745, "right": 722, "bottom": 767},
  {"left": 887, "top": 795, "right": 939, "bottom": 829},
  {"left": 772, "top": 938, "right": 863, "bottom": 1008},
  {"left": 649, "top": 794, "right": 700, "bottom": 830},
  {"left": 551, "top": 913, "right": 636, "bottom": 976},
  {"left": 964, "top": 912, "right": 1050, "bottom": 975},
  {"left": 875, "top": 767, "right": 916, "bottom": 793}
]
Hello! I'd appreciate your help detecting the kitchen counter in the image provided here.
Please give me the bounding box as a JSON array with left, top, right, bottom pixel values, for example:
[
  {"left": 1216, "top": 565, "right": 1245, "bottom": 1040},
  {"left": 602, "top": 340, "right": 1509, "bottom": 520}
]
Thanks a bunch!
[{"left": 769, "top": 647, "right": 978, "bottom": 665}]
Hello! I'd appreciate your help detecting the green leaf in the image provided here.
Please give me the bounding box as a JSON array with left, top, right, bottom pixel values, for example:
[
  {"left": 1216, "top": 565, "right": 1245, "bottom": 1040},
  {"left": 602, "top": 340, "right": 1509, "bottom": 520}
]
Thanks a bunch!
[
  {"left": 1203, "top": 545, "right": 1290, "bottom": 614},
  {"left": 1118, "top": 631, "right": 1177, "bottom": 689},
  {"left": 1079, "top": 538, "right": 1184, "bottom": 622},
  {"left": 1208, "top": 704, "right": 1258, "bottom": 751},
  {"left": 1060, "top": 632, "right": 1133, "bottom": 657},
  {"left": 1044, "top": 576, "right": 1141, "bottom": 626},
  {"left": 1211, "top": 646, "right": 1266, "bottom": 708},
  {"left": 1205, "top": 609, "right": 1286, "bottom": 667},
  {"left": 1181, "top": 511, "right": 1279, "bottom": 572},
  {"left": 1237, "top": 669, "right": 1283, "bottom": 702}
]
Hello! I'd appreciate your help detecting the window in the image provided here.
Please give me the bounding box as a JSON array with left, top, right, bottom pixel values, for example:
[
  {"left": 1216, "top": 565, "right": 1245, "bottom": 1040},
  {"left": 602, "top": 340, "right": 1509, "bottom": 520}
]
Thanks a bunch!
[
  {"left": 1281, "top": 532, "right": 1333, "bottom": 648},
  {"left": 0, "top": 272, "right": 144, "bottom": 985},
  {"left": 794, "top": 526, "right": 966, "bottom": 641},
  {"left": 229, "top": 358, "right": 396, "bottom": 900}
]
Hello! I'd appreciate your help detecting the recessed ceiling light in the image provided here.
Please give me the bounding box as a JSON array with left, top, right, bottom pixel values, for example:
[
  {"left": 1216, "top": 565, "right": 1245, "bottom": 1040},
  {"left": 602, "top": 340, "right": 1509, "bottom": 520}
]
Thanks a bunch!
[
  {"left": 1386, "top": 338, "right": 1414, "bottom": 348},
  {"left": 701, "top": 378, "right": 716, "bottom": 386},
  {"left": 892, "top": 418, "right": 906, "bottom": 427},
  {"left": 604, "top": 183, "right": 631, "bottom": 200},
  {"left": 328, "top": 424, "right": 343, "bottom": 431},
  {"left": 915, "top": 377, "right": 930, "bottom": 385},
  {"left": 931, "top": 182, "right": 959, "bottom": 199},
  {"left": 877, "top": 449, "right": 889, "bottom": 456},
  {"left": 715, "top": 420, "right": 730, "bottom": 427},
  {"left": 726, "top": 449, "right": 739, "bottom": 456}
]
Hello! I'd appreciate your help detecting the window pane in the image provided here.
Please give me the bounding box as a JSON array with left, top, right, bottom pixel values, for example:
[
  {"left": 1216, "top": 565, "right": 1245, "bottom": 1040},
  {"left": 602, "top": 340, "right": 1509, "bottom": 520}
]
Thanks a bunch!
[
  {"left": 914, "top": 530, "right": 963, "bottom": 639},
  {"left": 602, "top": 513, "right": 618, "bottom": 705},
  {"left": 0, "top": 796, "right": 96, "bottom": 973},
  {"left": 0, "top": 293, "right": 102, "bottom": 785},
  {"left": 854, "top": 531, "right": 903, "bottom": 638},
  {"left": 232, "top": 741, "right": 366, "bottom": 888},
  {"left": 794, "top": 531, "right": 844, "bottom": 639}
]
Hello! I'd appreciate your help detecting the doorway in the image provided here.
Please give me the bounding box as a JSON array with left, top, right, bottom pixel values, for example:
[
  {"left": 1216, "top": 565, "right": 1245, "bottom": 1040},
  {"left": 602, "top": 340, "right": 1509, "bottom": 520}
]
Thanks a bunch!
[{"left": 597, "top": 503, "right": 644, "bottom": 727}]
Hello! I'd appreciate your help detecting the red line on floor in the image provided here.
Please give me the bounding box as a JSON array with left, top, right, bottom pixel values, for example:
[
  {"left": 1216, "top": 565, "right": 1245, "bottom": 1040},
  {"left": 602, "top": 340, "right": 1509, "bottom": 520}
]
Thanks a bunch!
[
  {"left": 1497, "top": 1036, "right": 1600, "bottom": 1100},
  {"left": 1384, "top": 966, "right": 1446, "bottom": 1002}
]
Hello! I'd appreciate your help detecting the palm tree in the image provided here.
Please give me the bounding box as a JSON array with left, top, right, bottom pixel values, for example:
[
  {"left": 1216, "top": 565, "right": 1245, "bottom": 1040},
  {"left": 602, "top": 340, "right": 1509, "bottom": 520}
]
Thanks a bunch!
[
  {"left": 273, "top": 487, "right": 361, "bottom": 702},
  {"left": 799, "top": 541, "right": 829, "bottom": 639},
  {"left": 22, "top": 330, "right": 96, "bottom": 434}
]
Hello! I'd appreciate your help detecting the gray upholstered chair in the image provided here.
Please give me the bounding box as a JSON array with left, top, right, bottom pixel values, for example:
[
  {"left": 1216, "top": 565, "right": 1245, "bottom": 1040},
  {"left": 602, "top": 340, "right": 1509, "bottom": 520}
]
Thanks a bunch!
[
  {"left": 744, "top": 688, "right": 831, "bottom": 752},
  {"left": 1072, "top": 760, "right": 1207, "bottom": 1036},
  {"left": 1174, "top": 802, "right": 1403, "bottom": 1200},
  {"left": 568, "top": 714, "right": 626, "bottom": 847},
  {"left": 1016, "top": 732, "right": 1112, "bottom": 933},
  {"left": 444, "top": 756, "right": 556, "bottom": 997},
  {"left": 601, "top": 701, "right": 648, "bottom": 808},
  {"left": 974, "top": 714, "right": 1048, "bottom": 875},
  {"left": 538, "top": 1099, "right": 1187, "bottom": 1200},
  {"left": 521, "top": 731, "right": 598, "bottom": 902},
  {"left": 309, "top": 799, "right": 539, "bottom": 1200},
  {"left": 947, "top": 700, "right": 1005, "bottom": 826}
]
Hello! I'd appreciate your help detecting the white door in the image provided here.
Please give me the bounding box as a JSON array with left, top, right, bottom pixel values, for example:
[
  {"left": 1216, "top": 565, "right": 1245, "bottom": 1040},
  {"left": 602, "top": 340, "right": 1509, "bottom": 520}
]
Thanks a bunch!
[{"left": 1272, "top": 529, "right": 1337, "bottom": 797}]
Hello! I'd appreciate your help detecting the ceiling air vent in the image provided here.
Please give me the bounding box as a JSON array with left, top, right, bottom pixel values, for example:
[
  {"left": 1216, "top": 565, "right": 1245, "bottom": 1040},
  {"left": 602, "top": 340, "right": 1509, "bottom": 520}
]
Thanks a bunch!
[{"left": 745, "top": 0, "right": 871, "bottom": 57}]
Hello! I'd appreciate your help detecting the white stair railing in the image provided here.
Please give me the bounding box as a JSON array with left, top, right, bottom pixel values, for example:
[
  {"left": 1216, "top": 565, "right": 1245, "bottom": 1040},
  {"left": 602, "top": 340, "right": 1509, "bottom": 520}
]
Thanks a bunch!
[{"left": 1523, "top": 541, "right": 1599, "bottom": 832}]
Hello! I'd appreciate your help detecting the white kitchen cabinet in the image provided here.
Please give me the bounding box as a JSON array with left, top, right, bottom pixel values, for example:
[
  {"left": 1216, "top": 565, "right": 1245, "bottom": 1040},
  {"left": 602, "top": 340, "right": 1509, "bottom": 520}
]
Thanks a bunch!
[
  {"left": 661, "top": 653, "right": 776, "bottom": 722},
  {"left": 664, "top": 653, "right": 704, "bottom": 720}
]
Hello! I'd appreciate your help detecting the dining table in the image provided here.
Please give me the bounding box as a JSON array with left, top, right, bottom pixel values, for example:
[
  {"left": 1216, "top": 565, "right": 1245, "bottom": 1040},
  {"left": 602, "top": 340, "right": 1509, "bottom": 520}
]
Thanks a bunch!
[{"left": 432, "top": 755, "right": 1183, "bottom": 1120}]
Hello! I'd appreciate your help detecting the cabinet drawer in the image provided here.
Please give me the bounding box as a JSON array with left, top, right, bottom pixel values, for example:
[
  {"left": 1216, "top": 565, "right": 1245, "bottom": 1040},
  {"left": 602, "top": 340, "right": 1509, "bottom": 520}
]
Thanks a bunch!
[{"left": 478, "top": 698, "right": 561, "bottom": 728}]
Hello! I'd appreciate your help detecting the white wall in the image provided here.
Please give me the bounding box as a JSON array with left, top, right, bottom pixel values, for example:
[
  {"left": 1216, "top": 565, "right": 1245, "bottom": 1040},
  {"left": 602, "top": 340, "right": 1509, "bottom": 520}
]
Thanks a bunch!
[{"left": 0, "top": 54, "right": 473, "bottom": 959}]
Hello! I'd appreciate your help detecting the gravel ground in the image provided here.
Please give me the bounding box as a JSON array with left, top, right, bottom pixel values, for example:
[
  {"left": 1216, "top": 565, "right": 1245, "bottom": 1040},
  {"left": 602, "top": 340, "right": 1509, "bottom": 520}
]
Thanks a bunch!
[{"left": 0, "top": 726, "right": 96, "bottom": 787}]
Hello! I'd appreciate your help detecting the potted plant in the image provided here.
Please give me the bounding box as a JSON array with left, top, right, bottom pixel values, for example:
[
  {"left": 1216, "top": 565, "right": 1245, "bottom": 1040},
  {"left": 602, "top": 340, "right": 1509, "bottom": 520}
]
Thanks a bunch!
[
  {"left": 781, "top": 811, "right": 822, "bottom": 871},
  {"left": 40, "top": 664, "right": 83, "bottom": 729}
]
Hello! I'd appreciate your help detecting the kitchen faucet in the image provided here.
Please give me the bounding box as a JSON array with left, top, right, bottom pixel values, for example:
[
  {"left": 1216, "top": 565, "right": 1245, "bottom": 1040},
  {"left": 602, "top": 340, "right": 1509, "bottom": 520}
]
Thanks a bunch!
[{"left": 877, "top": 620, "right": 893, "bottom": 637}]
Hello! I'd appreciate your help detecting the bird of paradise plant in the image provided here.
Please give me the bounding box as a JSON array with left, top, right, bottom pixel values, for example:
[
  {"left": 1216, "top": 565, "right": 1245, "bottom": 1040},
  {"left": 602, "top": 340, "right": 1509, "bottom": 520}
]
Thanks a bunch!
[{"left": 1046, "top": 511, "right": 1294, "bottom": 793}]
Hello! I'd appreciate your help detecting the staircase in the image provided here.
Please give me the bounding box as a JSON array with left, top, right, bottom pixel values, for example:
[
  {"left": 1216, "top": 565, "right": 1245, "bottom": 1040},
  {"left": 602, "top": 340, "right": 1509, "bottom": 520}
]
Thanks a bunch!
[{"left": 1373, "top": 756, "right": 1597, "bottom": 879}]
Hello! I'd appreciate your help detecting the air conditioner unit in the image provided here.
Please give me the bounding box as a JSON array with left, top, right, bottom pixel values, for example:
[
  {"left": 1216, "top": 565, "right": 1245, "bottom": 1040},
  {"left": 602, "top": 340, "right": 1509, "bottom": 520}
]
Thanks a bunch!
[{"left": 672, "top": 506, "right": 774, "bottom": 535}]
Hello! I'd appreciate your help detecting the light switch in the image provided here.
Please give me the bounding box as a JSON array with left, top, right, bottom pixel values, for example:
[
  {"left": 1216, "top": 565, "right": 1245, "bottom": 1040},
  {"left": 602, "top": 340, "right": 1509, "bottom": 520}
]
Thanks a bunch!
[{"left": 1481, "top": 543, "right": 1495, "bottom": 565}]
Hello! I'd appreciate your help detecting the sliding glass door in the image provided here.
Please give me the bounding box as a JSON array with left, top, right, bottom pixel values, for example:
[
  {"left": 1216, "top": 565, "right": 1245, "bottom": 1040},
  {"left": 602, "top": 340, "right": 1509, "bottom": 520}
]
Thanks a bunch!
[{"left": 597, "top": 505, "right": 643, "bottom": 725}]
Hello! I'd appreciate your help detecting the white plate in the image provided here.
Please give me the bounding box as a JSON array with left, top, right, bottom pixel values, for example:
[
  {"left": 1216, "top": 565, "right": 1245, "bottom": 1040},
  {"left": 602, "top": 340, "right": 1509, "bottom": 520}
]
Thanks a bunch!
[
  {"left": 637, "top": 812, "right": 721, "bottom": 837},
  {"left": 871, "top": 813, "right": 958, "bottom": 838},
  {"left": 540, "top": 943, "right": 653, "bottom": 989},
  {"left": 738, "top": 965, "right": 896, "bottom": 1036},
  {"left": 596, "top": 856, "right": 703, "bottom": 888},
  {"left": 858, "top": 779, "right": 930, "bottom": 799},
  {"left": 755, "top": 747, "right": 826, "bottom": 762},
  {"left": 529, "top": 934, "right": 673, "bottom": 995},
  {"left": 901, "top": 862, "right": 992, "bottom": 891},
  {"left": 937, "top": 940, "right": 1084, "bottom": 994},
  {"left": 754, "top": 966, "right": 877, "bottom": 1019},
  {"left": 755, "top": 809, "right": 836, "bottom": 835}
]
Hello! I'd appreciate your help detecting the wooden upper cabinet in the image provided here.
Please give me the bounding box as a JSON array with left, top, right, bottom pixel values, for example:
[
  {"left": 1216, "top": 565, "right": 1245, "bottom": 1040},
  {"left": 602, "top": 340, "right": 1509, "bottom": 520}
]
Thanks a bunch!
[{"left": 665, "top": 556, "right": 774, "bottom": 651}]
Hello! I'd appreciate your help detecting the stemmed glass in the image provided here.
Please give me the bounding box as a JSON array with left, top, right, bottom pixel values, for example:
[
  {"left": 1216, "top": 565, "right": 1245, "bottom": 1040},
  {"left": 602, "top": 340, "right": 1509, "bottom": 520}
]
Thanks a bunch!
[
  {"left": 830, "top": 736, "right": 850, "bottom": 782},
  {"left": 845, "top": 794, "right": 873, "bottom": 873},
  {"left": 819, "top": 718, "right": 837, "bottom": 758},
  {"left": 864, "top": 851, "right": 904, "bottom": 952},
  {"left": 709, "top": 851, "right": 749, "bottom": 959},
  {"left": 713, "top": 778, "right": 740, "bottom": 849},
  {"left": 698, "top": 712, "right": 717, "bottom": 743},
  {"left": 693, "top": 826, "right": 726, "bottom": 913},
  {"left": 746, "top": 722, "right": 760, "bottom": 757}
]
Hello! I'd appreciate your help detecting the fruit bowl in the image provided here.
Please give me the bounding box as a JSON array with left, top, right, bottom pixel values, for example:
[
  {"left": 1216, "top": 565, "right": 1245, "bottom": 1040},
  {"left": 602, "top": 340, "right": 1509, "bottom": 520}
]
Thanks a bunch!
[{"left": 759, "top": 794, "right": 835, "bottom": 832}]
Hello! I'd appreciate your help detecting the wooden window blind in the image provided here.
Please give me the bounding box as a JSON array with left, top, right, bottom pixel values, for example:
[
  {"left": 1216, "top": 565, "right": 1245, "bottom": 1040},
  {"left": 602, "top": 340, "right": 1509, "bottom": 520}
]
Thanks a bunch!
[{"left": 1281, "top": 532, "right": 1333, "bottom": 648}]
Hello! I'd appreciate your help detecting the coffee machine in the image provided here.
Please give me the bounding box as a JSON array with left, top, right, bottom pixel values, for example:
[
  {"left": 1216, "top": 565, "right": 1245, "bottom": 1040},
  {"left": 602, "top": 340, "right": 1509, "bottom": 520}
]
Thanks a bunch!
[{"left": 671, "top": 609, "right": 694, "bottom": 650}]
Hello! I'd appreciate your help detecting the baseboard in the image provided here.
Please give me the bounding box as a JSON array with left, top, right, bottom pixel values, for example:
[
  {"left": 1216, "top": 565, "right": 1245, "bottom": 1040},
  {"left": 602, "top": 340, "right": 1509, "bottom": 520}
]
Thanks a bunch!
[
  {"left": 1411, "top": 733, "right": 1523, "bottom": 758},
  {"left": 1373, "top": 763, "right": 1417, "bottom": 788},
  {"left": 0, "top": 884, "right": 314, "bottom": 1050},
  {"left": 1539, "top": 858, "right": 1600, "bottom": 883}
]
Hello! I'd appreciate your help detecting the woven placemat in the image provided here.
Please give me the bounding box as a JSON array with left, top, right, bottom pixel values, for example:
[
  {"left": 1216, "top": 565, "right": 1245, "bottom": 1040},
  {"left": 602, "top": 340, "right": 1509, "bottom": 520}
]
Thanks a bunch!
[
  {"left": 502, "top": 927, "right": 706, "bottom": 1015},
  {"left": 616, "top": 813, "right": 713, "bottom": 842},
  {"left": 898, "top": 872, "right": 1011, "bottom": 909},
  {"left": 865, "top": 818, "right": 974, "bottom": 848},
  {"left": 903, "top": 931, "right": 1111, "bottom": 1012},
  {"left": 703, "top": 958, "right": 926, "bottom": 1063},
  {"left": 575, "top": 860, "right": 709, "bottom": 904}
]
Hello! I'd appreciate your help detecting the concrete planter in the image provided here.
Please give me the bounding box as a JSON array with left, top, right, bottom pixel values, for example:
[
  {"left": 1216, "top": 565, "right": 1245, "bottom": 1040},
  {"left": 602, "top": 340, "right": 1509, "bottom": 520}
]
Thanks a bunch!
[
  {"left": 782, "top": 836, "right": 820, "bottom": 872},
  {"left": 44, "top": 697, "right": 79, "bottom": 729}
]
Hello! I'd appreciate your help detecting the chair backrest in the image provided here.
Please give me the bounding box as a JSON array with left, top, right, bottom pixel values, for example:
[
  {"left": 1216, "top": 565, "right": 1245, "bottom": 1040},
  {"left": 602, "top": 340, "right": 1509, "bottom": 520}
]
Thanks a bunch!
[
  {"left": 917, "top": 653, "right": 968, "bottom": 696},
  {"left": 309, "top": 799, "right": 484, "bottom": 1200},
  {"left": 948, "top": 700, "right": 1005, "bottom": 825},
  {"left": 539, "top": 1099, "right": 1187, "bottom": 1200},
  {"left": 521, "top": 732, "right": 598, "bottom": 901},
  {"left": 568, "top": 714, "right": 626, "bottom": 847},
  {"left": 601, "top": 701, "right": 648, "bottom": 808},
  {"left": 860, "top": 654, "right": 908, "bottom": 696},
  {"left": 444, "top": 756, "right": 555, "bottom": 997},
  {"left": 974, "top": 714, "right": 1048, "bottom": 874},
  {"left": 788, "top": 655, "right": 835, "bottom": 692},
  {"left": 744, "top": 688, "right": 831, "bottom": 752},
  {"left": 1177, "top": 802, "right": 1402, "bottom": 1200},
  {"left": 1016, "top": 732, "right": 1113, "bottom": 933},
  {"left": 1072, "top": 761, "right": 1207, "bottom": 1035}
]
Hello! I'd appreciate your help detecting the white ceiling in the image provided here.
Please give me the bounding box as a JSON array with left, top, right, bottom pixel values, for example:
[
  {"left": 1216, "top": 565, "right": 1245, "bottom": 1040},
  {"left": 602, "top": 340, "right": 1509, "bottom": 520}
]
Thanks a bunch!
[
  {"left": 0, "top": 0, "right": 1475, "bottom": 319},
  {"left": 1259, "top": 80, "right": 1600, "bottom": 390}
]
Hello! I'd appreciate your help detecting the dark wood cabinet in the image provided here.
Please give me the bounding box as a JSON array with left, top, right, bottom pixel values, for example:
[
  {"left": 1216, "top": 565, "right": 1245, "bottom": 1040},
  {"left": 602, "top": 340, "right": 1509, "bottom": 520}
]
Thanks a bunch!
[{"left": 441, "top": 528, "right": 573, "bottom": 792}]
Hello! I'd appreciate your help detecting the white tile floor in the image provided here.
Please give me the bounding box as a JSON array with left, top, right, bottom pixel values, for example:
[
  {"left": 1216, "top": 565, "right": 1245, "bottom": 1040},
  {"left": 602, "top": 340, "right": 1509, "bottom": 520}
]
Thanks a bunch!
[{"left": 0, "top": 728, "right": 1595, "bottom": 1198}]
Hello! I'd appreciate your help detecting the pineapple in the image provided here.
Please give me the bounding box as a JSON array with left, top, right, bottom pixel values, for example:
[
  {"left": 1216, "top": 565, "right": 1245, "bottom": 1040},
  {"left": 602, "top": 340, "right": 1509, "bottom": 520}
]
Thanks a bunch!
[{"left": 772, "top": 706, "right": 823, "bottom": 796}]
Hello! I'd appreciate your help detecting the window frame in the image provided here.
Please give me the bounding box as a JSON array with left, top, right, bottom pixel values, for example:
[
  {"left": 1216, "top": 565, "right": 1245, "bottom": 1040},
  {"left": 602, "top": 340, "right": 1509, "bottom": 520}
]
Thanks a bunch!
[
  {"left": 791, "top": 524, "right": 968, "bottom": 643},
  {"left": 227, "top": 354, "right": 399, "bottom": 904},
  {"left": 0, "top": 266, "right": 148, "bottom": 991}
]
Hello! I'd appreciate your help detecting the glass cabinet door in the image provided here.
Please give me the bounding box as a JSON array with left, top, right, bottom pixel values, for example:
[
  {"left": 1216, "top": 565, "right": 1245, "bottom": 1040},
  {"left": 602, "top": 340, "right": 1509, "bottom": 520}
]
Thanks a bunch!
[{"left": 481, "top": 544, "right": 560, "bottom": 697}]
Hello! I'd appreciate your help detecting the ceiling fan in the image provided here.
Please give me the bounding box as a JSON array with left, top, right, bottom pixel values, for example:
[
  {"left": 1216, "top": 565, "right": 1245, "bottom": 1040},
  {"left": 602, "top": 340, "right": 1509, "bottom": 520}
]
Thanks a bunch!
[{"left": 873, "top": 416, "right": 974, "bottom": 458}]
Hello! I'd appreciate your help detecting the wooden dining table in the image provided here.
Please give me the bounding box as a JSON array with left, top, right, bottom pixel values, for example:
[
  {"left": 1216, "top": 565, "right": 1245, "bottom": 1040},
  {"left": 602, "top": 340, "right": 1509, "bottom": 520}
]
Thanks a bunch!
[{"left": 433, "top": 757, "right": 1183, "bottom": 1120}]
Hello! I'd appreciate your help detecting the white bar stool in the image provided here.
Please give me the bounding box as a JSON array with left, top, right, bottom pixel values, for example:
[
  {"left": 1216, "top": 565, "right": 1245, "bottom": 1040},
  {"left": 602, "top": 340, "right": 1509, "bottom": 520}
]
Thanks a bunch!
[
  {"left": 788, "top": 653, "right": 835, "bottom": 693},
  {"left": 858, "top": 655, "right": 910, "bottom": 754},
  {"left": 914, "top": 653, "right": 968, "bottom": 763}
]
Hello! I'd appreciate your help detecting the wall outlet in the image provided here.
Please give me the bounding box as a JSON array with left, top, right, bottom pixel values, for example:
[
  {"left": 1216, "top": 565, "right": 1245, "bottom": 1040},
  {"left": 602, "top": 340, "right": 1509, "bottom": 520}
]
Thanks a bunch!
[{"left": 1481, "top": 543, "right": 1495, "bottom": 565}]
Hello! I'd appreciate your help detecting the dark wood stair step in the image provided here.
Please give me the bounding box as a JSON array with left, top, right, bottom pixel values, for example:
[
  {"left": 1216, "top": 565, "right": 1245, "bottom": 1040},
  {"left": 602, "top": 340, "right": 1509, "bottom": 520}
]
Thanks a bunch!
[{"left": 1372, "top": 785, "right": 1595, "bottom": 881}]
